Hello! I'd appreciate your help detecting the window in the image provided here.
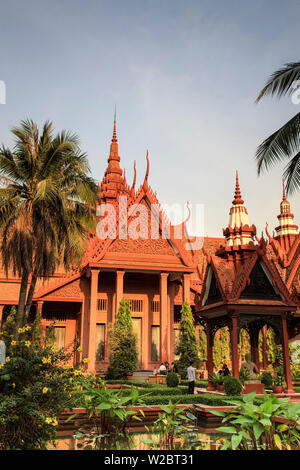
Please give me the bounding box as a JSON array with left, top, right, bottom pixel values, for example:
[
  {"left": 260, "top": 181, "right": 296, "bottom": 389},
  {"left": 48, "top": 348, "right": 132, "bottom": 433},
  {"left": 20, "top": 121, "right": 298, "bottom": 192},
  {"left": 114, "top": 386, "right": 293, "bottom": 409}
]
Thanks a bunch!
[
  {"left": 151, "top": 300, "right": 160, "bottom": 313},
  {"left": 45, "top": 312, "right": 67, "bottom": 322},
  {"left": 151, "top": 326, "right": 160, "bottom": 361},
  {"left": 97, "top": 298, "right": 108, "bottom": 311},
  {"left": 95, "top": 324, "right": 105, "bottom": 361},
  {"left": 47, "top": 326, "right": 66, "bottom": 350},
  {"left": 130, "top": 299, "right": 143, "bottom": 313}
]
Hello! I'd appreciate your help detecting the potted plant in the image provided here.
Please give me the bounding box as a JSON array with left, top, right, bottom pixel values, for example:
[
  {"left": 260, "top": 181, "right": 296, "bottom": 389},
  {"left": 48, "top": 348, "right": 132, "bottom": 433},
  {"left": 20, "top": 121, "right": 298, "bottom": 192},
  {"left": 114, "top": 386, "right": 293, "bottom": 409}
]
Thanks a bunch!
[
  {"left": 272, "top": 375, "right": 284, "bottom": 394},
  {"left": 209, "top": 372, "right": 225, "bottom": 391},
  {"left": 239, "top": 368, "right": 251, "bottom": 385}
]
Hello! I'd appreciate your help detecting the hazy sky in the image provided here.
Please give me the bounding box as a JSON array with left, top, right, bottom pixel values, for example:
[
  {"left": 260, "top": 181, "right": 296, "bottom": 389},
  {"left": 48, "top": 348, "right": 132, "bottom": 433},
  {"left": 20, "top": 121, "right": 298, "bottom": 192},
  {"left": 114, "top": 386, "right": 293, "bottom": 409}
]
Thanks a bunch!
[{"left": 0, "top": 0, "right": 300, "bottom": 237}]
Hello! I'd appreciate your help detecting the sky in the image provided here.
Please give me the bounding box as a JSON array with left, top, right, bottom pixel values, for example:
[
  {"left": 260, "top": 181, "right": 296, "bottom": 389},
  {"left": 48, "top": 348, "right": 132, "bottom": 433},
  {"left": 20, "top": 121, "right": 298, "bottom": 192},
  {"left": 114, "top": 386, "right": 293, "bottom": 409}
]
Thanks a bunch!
[{"left": 0, "top": 0, "right": 300, "bottom": 237}]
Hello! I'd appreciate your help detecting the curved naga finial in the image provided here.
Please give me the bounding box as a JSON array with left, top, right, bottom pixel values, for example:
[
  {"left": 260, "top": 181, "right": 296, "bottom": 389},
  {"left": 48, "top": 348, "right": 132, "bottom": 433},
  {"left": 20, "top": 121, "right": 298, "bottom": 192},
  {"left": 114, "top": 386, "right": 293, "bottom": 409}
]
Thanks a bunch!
[
  {"left": 143, "top": 150, "right": 149, "bottom": 192},
  {"left": 131, "top": 160, "right": 136, "bottom": 197},
  {"left": 265, "top": 222, "right": 272, "bottom": 242}
]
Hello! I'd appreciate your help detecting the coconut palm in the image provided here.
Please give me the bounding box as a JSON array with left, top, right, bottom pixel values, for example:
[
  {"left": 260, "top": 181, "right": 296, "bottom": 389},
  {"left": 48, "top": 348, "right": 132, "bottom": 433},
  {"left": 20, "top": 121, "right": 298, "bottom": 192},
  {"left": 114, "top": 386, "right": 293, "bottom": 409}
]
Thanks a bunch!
[
  {"left": 255, "top": 61, "right": 300, "bottom": 195},
  {"left": 0, "top": 119, "right": 99, "bottom": 334}
]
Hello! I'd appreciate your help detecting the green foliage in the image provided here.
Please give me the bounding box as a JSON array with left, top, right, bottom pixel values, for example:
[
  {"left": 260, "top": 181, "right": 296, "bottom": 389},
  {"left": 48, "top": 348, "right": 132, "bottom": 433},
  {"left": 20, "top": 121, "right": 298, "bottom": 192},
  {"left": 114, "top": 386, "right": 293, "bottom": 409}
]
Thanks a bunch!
[
  {"left": 239, "top": 368, "right": 251, "bottom": 385},
  {"left": 140, "top": 401, "right": 198, "bottom": 450},
  {"left": 174, "top": 302, "right": 199, "bottom": 379},
  {"left": 71, "top": 374, "right": 147, "bottom": 450},
  {"left": 239, "top": 328, "right": 250, "bottom": 361},
  {"left": 260, "top": 372, "right": 273, "bottom": 390},
  {"left": 198, "top": 326, "right": 207, "bottom": 362},
  {"left": 106, "top": 299, "right": 138, "bottom": 379},
  {"left": 224, "top": 376, "right": 242, "bottom": 396},
  {"left": 211, "top": 392, "right": 300, "bottom": 450},
  {"left": 166, "top": 372, "right": 179, "bottom": 387},
  {"left": 0, "top": 323, "right": 83, "bottom": 449},
  {"left": 213, "top": 327, "right": 231, "bottom": 370},
  {"left": 209, "top": 372, "right": 224, "bottom": 385}
]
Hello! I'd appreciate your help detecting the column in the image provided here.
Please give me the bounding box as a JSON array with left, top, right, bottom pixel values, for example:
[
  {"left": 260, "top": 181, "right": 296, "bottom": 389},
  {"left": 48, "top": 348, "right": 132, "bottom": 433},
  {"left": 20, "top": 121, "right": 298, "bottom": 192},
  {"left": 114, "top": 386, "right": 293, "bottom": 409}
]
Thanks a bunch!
[
  {"left": 87, "top": 268, "right": 100, "bottom": 372},
  {"left": 230, "top": 313, "right": 239, "bottom": 379},
  {"left": 281, "top": 313, "right": 294, "bottom": 394},
  {"left": 0, "top": 305, "right": 4, "bottom": 329},
  {"left": 114, "top": 270, "right": 125, "bottom": 322},
  {"left": 262, "top": 325, "right": 268, "bottom": 370},
  {"left": 160, "top": 272, "right": 169, "bottom": 362},
  {"left": 206, "top": 320, "right": 215, "bottom": 391},
  {"left": 183, "top": 274, "right": 191, "bottom": 303}
]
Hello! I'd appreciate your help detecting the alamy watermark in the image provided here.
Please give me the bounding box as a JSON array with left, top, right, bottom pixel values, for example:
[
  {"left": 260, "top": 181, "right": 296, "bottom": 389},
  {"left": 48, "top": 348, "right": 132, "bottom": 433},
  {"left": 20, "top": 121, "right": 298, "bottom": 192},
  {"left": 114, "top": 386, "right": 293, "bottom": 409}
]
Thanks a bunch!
[
  {"left": 96, "top": 197, "right": 204, "bottom": 251},
  {"left": 0, "top": 81, "right": 6, "bottom": 104}
]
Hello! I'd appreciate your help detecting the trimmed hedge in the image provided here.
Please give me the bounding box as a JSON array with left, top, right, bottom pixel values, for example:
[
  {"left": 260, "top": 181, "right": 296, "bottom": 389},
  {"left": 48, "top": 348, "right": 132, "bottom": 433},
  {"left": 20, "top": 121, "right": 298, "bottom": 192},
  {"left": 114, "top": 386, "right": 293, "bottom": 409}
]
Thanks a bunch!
[{"left": 141, "top": 393, "right": 243, "bottom": 406}]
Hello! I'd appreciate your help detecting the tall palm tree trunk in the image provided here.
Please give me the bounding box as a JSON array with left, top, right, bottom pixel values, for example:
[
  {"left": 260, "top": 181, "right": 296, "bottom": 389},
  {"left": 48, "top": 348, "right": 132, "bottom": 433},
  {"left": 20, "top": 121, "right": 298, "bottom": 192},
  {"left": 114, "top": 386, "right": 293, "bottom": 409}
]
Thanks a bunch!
[
  {"left": 24, "top": 266, "right": 39, "bottom": 323},
  {"left": 15, "top": 269, "right": 29, "bottom": 337}
]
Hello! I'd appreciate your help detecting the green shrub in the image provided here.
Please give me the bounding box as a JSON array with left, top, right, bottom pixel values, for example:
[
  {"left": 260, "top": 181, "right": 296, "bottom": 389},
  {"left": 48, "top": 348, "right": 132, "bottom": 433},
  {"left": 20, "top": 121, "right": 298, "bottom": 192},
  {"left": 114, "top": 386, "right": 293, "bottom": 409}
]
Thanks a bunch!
[
  {"left": 106, "top": 299, "right": 138, "bottom": 379},
  {"left": 166, "top": 372, "right": 179, "bottom": 387},
  {"left": 141, "top": 393, "right": 243, "bottom": 406},
  {"left": 224, "top": 376, "right": 243, "bottom": 396},
  {"left": 0, "top": 316, "right": 82, "bottom": 450},
  {"left": 174, "top": 302, "right": 200, "bottom": 379},
  {"left": 260, "top": 371, "right": 273, "bottom": 389}
]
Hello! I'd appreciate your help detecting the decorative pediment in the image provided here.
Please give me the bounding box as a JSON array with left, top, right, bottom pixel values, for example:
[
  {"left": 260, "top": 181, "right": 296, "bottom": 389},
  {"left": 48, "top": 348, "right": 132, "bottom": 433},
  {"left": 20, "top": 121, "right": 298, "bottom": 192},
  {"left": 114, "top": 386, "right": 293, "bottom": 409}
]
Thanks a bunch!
[{"left": 240, "top": 262, "right": 281, "bottom": 300}]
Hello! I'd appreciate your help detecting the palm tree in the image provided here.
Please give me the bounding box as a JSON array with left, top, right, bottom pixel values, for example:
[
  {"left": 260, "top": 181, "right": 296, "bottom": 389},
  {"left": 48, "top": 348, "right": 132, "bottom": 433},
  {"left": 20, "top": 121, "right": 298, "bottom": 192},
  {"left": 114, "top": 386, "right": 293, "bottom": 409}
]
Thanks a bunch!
[
  {"left": 0, "top": 119, "right": 99, "bottom": 334},
  {"left": 255, "top": 61, "right": 300, "bottom": 195}
]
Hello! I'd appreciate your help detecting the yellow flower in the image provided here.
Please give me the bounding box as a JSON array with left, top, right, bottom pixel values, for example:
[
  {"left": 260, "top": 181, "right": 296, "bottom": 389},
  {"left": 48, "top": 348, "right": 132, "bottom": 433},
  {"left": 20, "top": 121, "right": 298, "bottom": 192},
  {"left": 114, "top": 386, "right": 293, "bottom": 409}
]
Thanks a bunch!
[
  {"left": 42, "top": 357, "right": 51, "bottom": 364},
  {"left": 77, "top": 346, "right": 82, "bottom": 353},
  {"left": 69, "top": 377, "right": 73, "bottom": 383},
  {"left": 73, "top": 369, "right": 81, "bottom": 376},
  {"left": 24, "top": 340, "right": 31, "bottom": 347},
  {"left": 25, "top": 326, "right": 31, "bottom": 331},
  {"left": 45, "top": 417, "right": 52, "bottom": 424},
  {"left": 42, "top": 387, "right": 48, "bottom": 394},
  {"left": 11, "top": 340, "right": 17, "bottom": 346},
  {"left": 82, "top": 358, "right": 90, "bottom": 364},
  {"left": 52, "top": 418, "right": 58, "bottom": 426},
  {"left": 6, "top": 357, "right": 10, "bottom": 362},
  {"left": 0, "top": 364, "right": 3, "bottom": 369},
  {"left": 12, "top": 383, "right": 15, "bottom": 388}
]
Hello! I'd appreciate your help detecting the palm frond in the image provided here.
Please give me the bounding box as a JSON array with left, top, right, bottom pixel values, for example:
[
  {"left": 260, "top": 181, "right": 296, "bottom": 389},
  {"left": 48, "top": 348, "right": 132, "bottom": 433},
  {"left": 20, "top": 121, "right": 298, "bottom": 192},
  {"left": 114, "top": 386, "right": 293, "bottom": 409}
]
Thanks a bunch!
[
  {"left": 256, "top": 112, "right": 300, "bottom": 175},
  {"left": 256, "top": 61, "right": 300, "bottom": 102}
]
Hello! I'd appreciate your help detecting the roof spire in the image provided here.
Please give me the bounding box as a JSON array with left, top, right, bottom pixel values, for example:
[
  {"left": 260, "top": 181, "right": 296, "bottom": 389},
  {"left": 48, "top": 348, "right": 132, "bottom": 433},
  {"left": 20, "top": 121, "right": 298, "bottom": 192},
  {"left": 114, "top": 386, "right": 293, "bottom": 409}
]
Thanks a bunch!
[
  {"left": 112, "top": 105, "right": 117, "bottom": 143},
  {"left": 282, "top": 178, "right": 286, "bottom": 201},
  {"left": 232, "top": 170, "right": 244, "bottom": 205},
  {"left": 223, "top": 171, "right": 256, "bottom": 247}
]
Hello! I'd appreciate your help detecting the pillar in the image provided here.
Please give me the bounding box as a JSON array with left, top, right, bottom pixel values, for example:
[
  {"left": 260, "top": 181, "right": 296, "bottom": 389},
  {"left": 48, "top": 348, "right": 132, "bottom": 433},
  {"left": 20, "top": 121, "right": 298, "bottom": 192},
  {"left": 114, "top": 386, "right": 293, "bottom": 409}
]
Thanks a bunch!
[
  {"left": 281, "top": 313, "right": 294, "bottom": 394},
  {"left": 87, "top": 268, "right": 100, "bottom": 372},
  {"left": 206, "top": 320, "right": 215, "bottom": 391},
  {"left": 114, "top": 270, "right": 125, "bottom": 322},
  {"left": 0, "top": 305, "right": 4, "bottom": 329},
  {"left": 230, "top": 313, "right": 239, "bottom": 379},
  {"left": 183, "top": 274, "right": 191, "bottom": 303},
  {"left": 262, "top": 325, "right": 268, "bottom": 370},
  {"left": 160, "top": 272, "right": 169, "bottom": 362}
]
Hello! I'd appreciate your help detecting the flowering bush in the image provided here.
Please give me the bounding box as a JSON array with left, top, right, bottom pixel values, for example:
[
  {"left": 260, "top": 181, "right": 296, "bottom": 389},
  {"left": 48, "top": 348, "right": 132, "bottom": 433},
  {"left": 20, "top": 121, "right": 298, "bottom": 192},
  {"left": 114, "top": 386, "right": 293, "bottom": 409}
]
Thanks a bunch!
[{"left": 0, "top": 308, "right": 83, "bottom": 449}]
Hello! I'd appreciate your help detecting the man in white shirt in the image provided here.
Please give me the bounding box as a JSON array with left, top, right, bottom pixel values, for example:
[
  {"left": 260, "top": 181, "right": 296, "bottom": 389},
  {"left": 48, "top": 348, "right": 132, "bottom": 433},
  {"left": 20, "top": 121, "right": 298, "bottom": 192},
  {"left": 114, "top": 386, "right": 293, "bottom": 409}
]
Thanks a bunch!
[
  {"left": 187, "top": 362, "right": 196, "bottom": 394},
  {"left": 158, "top": 363, "right": 167, "bottom": 375}
]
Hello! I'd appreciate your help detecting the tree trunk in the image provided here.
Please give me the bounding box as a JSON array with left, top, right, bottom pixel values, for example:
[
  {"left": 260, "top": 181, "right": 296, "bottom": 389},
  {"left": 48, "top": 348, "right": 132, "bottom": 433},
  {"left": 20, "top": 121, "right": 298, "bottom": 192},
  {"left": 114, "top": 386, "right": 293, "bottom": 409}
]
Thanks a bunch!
[
  {"left": 24, "top": 266, "right": 39, "bottom": 323},
  {"left": 15, "top": 269, "right": 29, "bottom": 337}
]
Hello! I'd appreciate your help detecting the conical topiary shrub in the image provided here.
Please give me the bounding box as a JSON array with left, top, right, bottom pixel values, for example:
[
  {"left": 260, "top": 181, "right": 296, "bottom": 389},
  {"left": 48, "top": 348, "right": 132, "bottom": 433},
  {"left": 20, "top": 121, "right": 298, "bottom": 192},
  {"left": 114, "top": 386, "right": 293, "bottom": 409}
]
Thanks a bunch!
[
  {"left": 174, "top": 301, "right": 200, "bottom": 379},
  {"left": 106, "top": 298, "right": 138, "bottom": 379}
]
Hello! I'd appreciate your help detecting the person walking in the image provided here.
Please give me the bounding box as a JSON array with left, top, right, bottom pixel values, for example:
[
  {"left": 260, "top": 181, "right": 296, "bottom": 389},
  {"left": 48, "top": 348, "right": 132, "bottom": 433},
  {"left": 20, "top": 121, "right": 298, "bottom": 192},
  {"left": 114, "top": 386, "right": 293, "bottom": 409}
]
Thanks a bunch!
[{"left": 187, "top": 361, "right": 196, "bottom": 394}]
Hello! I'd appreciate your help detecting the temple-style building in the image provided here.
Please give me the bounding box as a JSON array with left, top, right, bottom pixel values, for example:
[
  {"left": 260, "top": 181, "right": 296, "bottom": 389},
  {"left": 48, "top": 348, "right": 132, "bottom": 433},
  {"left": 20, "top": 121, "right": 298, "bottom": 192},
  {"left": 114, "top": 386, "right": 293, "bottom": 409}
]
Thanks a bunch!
[{"left": 0, "top": 119, "right": 300, "bottom": 387}]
